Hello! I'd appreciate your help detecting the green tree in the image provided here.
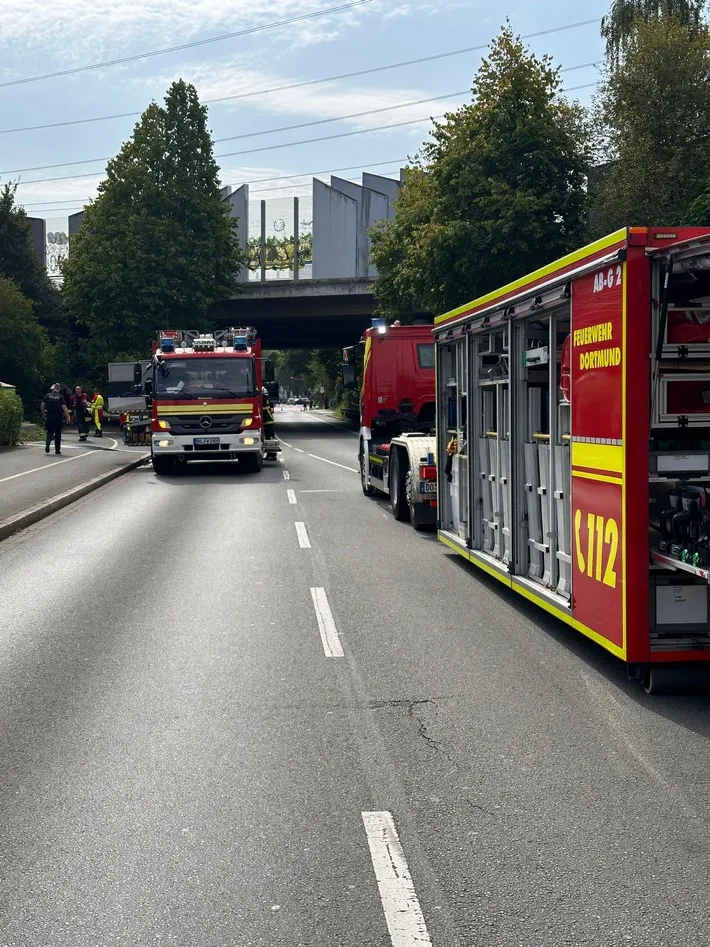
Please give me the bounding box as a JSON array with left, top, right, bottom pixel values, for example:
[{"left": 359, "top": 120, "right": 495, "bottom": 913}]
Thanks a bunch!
[
  {"left": 62, "top": 80, "right": 244, "bottom": 360},
  {"left": 370, "top": 26, "right": 590, "bottom": 320},
  {"left": 601, "top": 0, "right": 706, "bottom": 63},
  {"left": 592, "top": 17, "right": 710, "bottom": 232},
  {"left": 0, "top": 183, "right": 68, "bottom": 347},
  {"left": 0, "top": 276, "right": 54, "bottom": 410}
]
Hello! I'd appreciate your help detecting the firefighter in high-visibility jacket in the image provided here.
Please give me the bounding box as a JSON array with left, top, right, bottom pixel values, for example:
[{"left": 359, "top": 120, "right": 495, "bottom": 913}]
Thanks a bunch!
[{"left": 90, "top": 389, "right": 104, "bottom": 438}]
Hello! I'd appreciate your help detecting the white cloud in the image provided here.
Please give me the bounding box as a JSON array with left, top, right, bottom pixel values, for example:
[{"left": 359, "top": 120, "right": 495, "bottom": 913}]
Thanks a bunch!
[
  {"left": 138, "top": 61, "right": 461, "bottom": 133},
  {"left": 0, "top": 0, "right": 401, "bottom": 58}
]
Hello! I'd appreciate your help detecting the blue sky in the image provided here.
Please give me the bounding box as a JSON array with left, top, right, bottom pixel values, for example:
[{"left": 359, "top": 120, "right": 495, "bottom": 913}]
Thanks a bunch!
[{"left": 0, "top": 0, "right": 614, "bottom": 219}]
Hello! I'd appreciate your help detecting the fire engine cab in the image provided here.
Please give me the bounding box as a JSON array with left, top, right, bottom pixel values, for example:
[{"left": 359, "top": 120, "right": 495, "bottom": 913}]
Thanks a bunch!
[
  {"left": 434, "top": 226, "right": 710, "bottom": 692},
  {"left": 344, "top": 322, "right": 437, "bottom": 530},
  {"left": 140, "top": 327, "right": 276, "bottom": 475}
]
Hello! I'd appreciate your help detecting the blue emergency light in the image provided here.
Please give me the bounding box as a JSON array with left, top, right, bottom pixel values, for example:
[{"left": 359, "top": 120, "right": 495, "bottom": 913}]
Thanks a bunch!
[
  {"left": 372, "top": 318, "right": 387, "bottom": 335},
  {"left": 160, "top": 336, "right": 176, "bottom": 353},
  {"left": 234, "top": 335, "right": 248, "bottom": 351}
]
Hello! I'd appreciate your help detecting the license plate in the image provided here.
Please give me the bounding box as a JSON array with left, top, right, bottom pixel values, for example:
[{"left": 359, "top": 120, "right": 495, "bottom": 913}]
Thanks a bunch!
[
  {"left": 194, "top": 437, "right": 219, "bottom": 446},
  {"left": 419, "top": 480, "right": 437, "bottom": 493}
]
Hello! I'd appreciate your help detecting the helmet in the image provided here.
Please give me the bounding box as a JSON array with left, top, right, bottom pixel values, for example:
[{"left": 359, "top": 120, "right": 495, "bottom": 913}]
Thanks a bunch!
[{"left": 262, "top": 387, "right": 269, "bottom": 396}]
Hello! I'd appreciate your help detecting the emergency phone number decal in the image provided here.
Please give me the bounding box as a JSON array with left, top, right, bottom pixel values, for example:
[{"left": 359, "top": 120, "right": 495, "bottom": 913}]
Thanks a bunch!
[
  {"left": 574, "top": 509, "right": 619, "bottom": 588},
  {"left": 571, "top": 478, "right": 624, "bottom": 650}
]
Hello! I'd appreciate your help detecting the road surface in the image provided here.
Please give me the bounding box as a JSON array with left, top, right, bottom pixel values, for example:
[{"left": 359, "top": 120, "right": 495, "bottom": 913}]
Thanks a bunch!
[
  {"left": 0, "top": 437, "right": 146, "bottom": 522},
  {"left": 1, "top": 408, "right": 708, "bottom": 946}
]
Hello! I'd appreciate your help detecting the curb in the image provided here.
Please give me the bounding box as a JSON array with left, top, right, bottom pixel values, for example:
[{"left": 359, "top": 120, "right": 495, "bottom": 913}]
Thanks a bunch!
[{"left": 0, "top": 453, "right": 151, "bottom": 543}]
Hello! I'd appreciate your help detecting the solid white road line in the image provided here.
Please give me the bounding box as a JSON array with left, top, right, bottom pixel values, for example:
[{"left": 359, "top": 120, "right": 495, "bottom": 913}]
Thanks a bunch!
[
  {"left": 283, "top": 470, "right": 291, "bottom": 480},
  {"left": 0, "top": 451, "right": 95, "bottom": 484},
  {"left": 307, "top": 453, "right": 358, "bottom": 473},
  {"left": 287, "top": 489, "right": 297, "bottom": 504},
  {"left": 295, "top": 521, "right": 311, "bottom": 548},
  {"left": 309, "top": 413, "right": 359, "bottom": 436},
  {"left": 310, "top": 587, "right": 344, "bottom": 658},
  {"left": 279, "top": 439, "right": 294, "bottom": 448},
  {"left": 294, "top": 447, "right": 305, "bottom": 453},
  {"left": 361, "top": 811, "right": 433, "bottom": 947}
]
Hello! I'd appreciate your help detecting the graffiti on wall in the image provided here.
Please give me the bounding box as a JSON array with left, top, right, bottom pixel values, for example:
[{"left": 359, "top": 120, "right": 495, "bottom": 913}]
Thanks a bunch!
[{"left": 45, "top": 218, "right": 70, "bottom": 281}]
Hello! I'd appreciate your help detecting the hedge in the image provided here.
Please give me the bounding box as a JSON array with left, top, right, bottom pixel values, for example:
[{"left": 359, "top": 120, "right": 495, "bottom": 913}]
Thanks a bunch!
[{"left": 0, "top": 389, "right": 24, "bottom": 447}]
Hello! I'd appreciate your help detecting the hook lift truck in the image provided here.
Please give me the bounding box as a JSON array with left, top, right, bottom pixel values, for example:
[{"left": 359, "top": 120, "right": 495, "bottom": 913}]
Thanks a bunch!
[
  {"left": 343, "top": 322, "right": 438, "bottom": 530},
  {"left": 134, "top": 327, "right": 280, "bottom": 474}
]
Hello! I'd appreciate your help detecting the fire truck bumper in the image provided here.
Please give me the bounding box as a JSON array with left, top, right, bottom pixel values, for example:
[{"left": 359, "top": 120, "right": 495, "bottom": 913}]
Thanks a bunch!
[{"left": 152, "top": 433, "right": 262, "bottom": 459}]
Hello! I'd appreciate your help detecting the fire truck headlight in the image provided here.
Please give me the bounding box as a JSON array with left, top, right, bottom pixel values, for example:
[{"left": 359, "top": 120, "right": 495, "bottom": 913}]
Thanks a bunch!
[
  {"left": 155, "top": 438, "right": 175, "bottom": 448},
  {"left": 242, "top": 436, "right": 256, "bottom": 445},
  {"left": 241, "top": 418, "right": 254, "bottom": 428},
  {"left": 157, "top": 420, "right": 170, "bottom": 430}
]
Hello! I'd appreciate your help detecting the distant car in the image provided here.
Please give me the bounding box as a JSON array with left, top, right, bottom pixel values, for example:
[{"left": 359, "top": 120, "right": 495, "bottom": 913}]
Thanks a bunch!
[
  {"left": 287, "top": 397, "right": 296, "bottom": 405},
  {"left": 294, "top": 397, "right": 311, "bottom": 405}
]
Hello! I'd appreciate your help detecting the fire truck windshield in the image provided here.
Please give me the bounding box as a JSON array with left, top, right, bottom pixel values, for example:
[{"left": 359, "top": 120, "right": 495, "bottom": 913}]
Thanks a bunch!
[{"left": 156, "top": 358, "right": 256, "bottom": 398}]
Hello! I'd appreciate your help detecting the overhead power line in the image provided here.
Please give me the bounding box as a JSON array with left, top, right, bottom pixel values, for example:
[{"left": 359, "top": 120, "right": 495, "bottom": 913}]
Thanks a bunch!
[
  {"left": 22, "top": 168, "right": 406, "bottom": 214},
  {"left": 0, "top": 61, "right": 600, "bottom": 177},
  {"left": 14, "top": 156, "right": 409, "bottom": 191},
  {"left": 11, "top": 77, "right": 599, "bottom": 188},
  {"left": 0, "top": 0, "right": 374, "bottom": 90},
  {"left": 1, "top": 92, "right": 469, "bottom": 175},
  {"left": 0, "top": 19, "right": 601, "bottom": 136}
]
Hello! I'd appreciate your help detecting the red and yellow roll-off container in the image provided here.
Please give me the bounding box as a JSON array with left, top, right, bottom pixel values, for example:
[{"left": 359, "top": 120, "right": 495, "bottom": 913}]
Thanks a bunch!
[{"left": 434, "top": 227, "right": 710, "bottom": 692}]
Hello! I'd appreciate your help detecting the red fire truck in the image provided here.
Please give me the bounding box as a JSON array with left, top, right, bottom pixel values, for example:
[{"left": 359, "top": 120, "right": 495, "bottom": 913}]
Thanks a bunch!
[
  {"left": 434, "top": 226, "right": 710, "bottom": 692},
  {"left": 142, "top": 327, "right": 276, "bottom": 475},
  {"left": 343, "top": 323, "right": 437, "bottom": 529}
]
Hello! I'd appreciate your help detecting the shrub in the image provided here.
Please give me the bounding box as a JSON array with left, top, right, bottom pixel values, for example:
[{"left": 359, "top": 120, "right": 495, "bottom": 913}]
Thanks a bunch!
[{"left": 0, "top": 389, "right": 24, "bottom": 447}]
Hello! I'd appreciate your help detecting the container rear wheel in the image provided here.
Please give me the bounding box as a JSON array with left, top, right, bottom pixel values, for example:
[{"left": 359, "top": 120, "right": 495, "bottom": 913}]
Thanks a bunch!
[
  {"left": 406, "top": 470, "right": 433, "bottom": 531},
  {"left": 390, "top": 449, "right": 409, "bottom": 521}
]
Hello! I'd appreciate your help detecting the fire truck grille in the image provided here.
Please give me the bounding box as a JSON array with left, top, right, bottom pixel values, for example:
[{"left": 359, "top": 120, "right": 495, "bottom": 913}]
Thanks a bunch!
[{"left": 169, "top": 415, "right": 242, "bottom": 435}]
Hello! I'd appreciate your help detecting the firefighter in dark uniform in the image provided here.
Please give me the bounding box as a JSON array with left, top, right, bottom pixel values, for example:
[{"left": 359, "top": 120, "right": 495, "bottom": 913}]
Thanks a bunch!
[
  {"left": 72, "top": 386, "right": 91, "bottom": 441},
  {"left": 262, "top": 388, "right": 276, "bottom": 443}
]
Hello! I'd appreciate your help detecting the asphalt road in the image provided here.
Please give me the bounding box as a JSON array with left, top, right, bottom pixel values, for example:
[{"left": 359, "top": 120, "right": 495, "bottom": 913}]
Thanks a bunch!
[
  {"left": 1, "top": 407, "right": 709, "bottom": 946},
  {"left": 0, "top": 437, "right": 146, "bottom": 522}
]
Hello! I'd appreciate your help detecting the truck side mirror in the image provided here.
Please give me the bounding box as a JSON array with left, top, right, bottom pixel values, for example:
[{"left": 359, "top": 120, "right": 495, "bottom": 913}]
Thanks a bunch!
[
  {"left": 133, "top": 362, "right": 143, "bottom": 387},
  {"left": 264, "top": 359, "right": 275, "bottom": 383},
  {"left": 342, "top": 364, "right": 357, "bottom": 389}
]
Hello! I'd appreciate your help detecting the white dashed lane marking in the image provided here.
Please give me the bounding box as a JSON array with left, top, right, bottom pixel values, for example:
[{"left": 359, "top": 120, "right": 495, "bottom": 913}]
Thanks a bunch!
[
  {"left": 287, "top": 489, "right": 297, "bottom": 504},
  {"left": 295, "top": 522, "right": 311, "bottom": 548},
  {"left": 283, "top": 470, "right": 291, "bottom": 480},
  {"left": 362, "top": 811, "right": 433, "bottom": 947},
  {"left": 307, "top": 453, "right": 357, "bottom": 473},
  {"left": 310, "top": 587, "right": 344, "bottom": 658}
]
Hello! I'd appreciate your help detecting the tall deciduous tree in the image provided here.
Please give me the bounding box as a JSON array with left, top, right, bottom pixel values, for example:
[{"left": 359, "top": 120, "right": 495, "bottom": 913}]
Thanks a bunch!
[
  {"left": 370, "top": 27, "right": 590, "bottom": 321},
  {"left": 0, "top": 183, "right": 67, "bottom": 346},
  {"left": 0, "top": 276, "right": 54, "bottom": 406},
  {"left": 592, "top": 17, "right": 710, "bottom": 232},
  {"left": 62, "top": 81, "right": 244, "bottom": 359},
  {"left": 601, "top": 0, "right": 706, "bottom": 63}
]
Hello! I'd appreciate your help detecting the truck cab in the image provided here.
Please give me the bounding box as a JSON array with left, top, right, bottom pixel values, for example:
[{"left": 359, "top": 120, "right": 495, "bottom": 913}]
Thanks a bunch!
[{"left": 344, "top": 323, "right": 437, "bottom": 529}]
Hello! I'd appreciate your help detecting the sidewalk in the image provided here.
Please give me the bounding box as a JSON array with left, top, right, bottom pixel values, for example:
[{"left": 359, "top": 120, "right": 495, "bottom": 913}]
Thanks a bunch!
[{"left": 0, "top": 436, "right": 149, "bottom": 533}]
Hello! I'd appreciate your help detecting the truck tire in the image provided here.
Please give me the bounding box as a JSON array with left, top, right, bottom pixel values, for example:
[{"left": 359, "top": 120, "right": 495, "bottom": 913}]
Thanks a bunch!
[
  {"left": 360, "top": 440, "right": 375, "bottom": 497},
  {"left": 390, "top": 448, "right": 409, "bottom": 521},
  {"left": 152, "top": 455, "right": 175, "bottom": 475},
  {"left": 241, "top": 451, "right": 263, "bottom": 473},
  {"left": 406, "top": 470, "right": 432, "bottom": 531}
]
